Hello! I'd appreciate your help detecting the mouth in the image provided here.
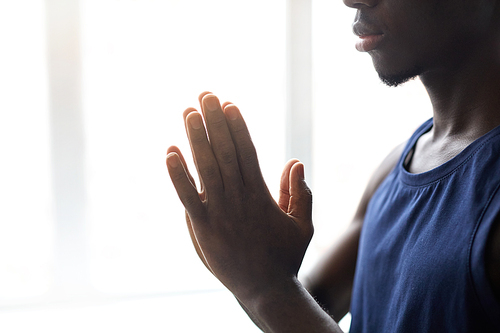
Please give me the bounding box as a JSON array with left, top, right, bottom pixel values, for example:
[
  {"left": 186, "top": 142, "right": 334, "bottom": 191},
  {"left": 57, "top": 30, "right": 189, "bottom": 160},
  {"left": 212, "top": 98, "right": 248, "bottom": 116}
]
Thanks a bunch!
[
  {"left": 352, "top": 22, "right": 384, "bottom": 52},
  {"left": 355, "top": 34, "right": 384, "bottom": 52}
]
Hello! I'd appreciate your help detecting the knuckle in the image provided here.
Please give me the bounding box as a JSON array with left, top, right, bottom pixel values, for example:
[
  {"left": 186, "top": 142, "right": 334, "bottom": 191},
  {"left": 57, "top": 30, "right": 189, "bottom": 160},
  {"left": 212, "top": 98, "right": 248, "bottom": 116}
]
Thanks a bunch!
[
  {"left": 202, "top": 164, "right": 220, "bottom": 181},
  {"left": 172, "top": 169, "right": 186, "bottom": 182},
  {"left": 279, "top": 188, "right": 289, "bottom": 196},
  {"left": 182, "top": 193, "right": 199, "bottom": 209},
  {"left": 219, "top": 147, "right": 235, "bottom": 164},
  {"left": 238, "top": 144, "right": 257, "bottom": 166},
  {"left": 190, "top": 133, "right": 206, "bottom": 145},
  {"left": 208, "top": 115, "right": 227, "bottom": 129},
  {"left": 232, "top": 122, "right": 247, "bottom": 134}
]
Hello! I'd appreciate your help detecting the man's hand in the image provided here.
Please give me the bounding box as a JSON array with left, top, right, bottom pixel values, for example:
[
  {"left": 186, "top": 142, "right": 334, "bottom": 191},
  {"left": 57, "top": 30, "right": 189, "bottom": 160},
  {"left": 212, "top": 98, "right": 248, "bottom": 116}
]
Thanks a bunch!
[{"left": 166, "top": 92, "right": 313, "bottom": 302}]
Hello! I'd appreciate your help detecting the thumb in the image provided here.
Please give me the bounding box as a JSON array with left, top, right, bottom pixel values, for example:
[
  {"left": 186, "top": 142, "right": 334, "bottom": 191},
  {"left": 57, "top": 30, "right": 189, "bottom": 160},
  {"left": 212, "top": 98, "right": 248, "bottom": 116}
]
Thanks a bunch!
[
  {"left": 278, "top": 158, "right": 300, "bottom": 212},
  {"left": 288, "top": 162, "right": 313, "bottom": 225}
]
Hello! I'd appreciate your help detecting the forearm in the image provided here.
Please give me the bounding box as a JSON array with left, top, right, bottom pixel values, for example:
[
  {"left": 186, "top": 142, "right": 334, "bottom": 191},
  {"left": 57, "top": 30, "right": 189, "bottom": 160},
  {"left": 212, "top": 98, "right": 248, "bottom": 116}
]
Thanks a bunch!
[
  {"left": 243, "top": 277, "right": 343, "bottom": 333},
  {"left": 304, "top": 221, "right": 361, "bottom": 321}
]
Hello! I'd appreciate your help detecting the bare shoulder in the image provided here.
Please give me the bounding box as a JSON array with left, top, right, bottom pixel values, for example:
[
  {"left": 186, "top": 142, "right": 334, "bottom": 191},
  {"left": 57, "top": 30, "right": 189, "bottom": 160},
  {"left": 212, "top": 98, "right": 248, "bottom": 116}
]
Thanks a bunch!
[
  {"left": 486, "top": 213, "right": 500, "bottom": 301},
  {"left": 353, "top": 141, "right": 406, "bottom": 220},
  {"left": 374, "top": 141, "right": 406, "bottom": 178},
  {"left": 368, "top": 141, "right": 405, "bottom": 188}
]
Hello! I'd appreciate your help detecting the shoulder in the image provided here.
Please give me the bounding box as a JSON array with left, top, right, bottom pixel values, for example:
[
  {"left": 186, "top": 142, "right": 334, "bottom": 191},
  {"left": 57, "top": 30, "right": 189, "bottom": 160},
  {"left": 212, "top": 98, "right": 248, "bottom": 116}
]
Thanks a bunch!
[
  {"left": 353, "top": 141, "right": 406, "bottom": 221},
  {"left": 486, "top": 212, "right": 500, "bottom": 302},
  {"left": 368, "top": 141, "right": 405, "bottom": 191}
]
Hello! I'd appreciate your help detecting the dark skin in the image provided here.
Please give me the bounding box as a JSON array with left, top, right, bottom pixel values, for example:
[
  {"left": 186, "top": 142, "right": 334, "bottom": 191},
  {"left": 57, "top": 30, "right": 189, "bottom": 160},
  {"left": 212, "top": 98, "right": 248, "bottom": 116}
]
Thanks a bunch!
[
  {"left": 167, "top": 93, "right": 341, "bottom": 332},
  {"left": 311, "top": 0, "right": 500, "bottom": 317},
  {"left": 167, "top": 0, "right": 500, "bottom": 331}
]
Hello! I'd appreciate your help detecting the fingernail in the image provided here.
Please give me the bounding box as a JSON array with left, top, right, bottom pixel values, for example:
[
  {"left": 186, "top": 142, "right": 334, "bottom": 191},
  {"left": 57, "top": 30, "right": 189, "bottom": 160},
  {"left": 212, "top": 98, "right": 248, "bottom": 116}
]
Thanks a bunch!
[
  {"left": 226, "top": 105, "right": 238, "bottom": 120},
  {"left": 204, "top": 95, "right": 219, "bottom": 112},
  {"left": 167, "top": 153, "right": 179, "bottom": 168},
  {"left": 299, "top": 164, "right": 305, "bottom": 180},
  {"left": 189, "top": 114, "right": 202, "bottom": 129}
]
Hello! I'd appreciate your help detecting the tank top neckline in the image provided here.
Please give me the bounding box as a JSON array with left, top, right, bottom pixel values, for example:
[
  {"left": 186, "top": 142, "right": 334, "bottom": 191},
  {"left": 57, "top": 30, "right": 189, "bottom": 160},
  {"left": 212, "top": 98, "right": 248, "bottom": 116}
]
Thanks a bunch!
[{"left": 399, "top": 118, "right": 500, "bottom": 187}]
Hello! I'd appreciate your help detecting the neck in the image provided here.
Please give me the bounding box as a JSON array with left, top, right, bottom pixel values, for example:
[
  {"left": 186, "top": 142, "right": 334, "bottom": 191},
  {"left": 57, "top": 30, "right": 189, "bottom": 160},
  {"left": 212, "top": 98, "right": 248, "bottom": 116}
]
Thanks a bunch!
[{"left": 419, "top": 34, "right": 500, "bottom": 141}]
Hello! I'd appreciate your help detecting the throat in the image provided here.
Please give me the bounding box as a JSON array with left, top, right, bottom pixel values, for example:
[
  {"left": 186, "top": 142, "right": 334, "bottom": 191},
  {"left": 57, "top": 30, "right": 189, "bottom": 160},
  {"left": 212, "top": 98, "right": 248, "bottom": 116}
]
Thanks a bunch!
[{"left": 404, "top": 131, "right": 471, "bottom": 174}]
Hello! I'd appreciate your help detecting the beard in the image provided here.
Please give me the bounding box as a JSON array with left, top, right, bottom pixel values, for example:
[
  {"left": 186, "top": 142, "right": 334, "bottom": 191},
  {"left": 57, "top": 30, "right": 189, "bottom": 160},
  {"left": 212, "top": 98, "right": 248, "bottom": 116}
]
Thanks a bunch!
[{"left": 377, "top": 65, "right": 423, "bottom": 87}]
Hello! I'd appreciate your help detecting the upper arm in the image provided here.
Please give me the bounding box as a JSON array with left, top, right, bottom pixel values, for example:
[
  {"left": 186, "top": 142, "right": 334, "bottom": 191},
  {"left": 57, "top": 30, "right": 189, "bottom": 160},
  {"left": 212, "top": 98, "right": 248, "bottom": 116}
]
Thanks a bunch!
[{"left": 304, "top": 142, "right": 406, "bottom": 321}]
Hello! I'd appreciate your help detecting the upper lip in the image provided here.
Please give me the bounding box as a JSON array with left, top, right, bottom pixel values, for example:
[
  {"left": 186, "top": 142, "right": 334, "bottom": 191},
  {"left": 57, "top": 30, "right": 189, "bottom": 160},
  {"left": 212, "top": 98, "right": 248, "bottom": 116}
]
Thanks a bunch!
[{"left": 352, "top": 22, "right": 383, "bottom": 38}]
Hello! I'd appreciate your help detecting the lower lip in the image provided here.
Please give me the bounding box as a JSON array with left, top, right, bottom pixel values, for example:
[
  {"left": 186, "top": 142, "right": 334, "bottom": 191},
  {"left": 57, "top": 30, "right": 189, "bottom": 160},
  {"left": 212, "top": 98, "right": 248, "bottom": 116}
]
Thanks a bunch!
[{"left": 355, "top": 34, "right": 384, "bottom": 52}]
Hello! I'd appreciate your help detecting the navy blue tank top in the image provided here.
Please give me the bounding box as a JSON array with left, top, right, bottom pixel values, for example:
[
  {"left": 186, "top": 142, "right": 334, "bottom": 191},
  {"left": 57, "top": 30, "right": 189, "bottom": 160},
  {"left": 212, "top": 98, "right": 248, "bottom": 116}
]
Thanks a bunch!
[{"left": 350, "top": 119, "right": 500, "bottom": 332}]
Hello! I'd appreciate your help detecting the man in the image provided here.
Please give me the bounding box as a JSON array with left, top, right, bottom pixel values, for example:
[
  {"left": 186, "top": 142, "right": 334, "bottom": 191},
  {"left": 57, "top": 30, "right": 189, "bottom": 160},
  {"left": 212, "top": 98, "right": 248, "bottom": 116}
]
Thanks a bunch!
[{"left": 166, "top": 0, "right": 500, "bottom": 331}]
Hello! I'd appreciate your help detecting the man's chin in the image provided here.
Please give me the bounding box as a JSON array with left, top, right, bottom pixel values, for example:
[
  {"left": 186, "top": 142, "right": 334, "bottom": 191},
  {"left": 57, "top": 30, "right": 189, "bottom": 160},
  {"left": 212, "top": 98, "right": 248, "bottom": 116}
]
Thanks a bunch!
[{"left": 376, "top": 66, "right": 422, "bottom": 87}]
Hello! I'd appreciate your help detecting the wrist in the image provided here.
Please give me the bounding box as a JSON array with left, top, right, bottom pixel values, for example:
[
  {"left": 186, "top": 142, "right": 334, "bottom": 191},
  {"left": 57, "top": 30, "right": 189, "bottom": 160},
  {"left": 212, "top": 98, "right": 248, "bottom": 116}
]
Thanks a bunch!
[
  {"left": 239, "top": 277, "right": 342, "bottom": 333},
  {"left": 235, "top": 273, "right": 299, "bottom": 307}
]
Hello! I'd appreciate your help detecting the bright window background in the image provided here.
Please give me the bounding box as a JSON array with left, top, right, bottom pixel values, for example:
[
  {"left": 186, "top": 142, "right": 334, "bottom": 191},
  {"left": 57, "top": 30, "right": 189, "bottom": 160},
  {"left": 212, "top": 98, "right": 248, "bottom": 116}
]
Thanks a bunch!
[
  {"left": 0, "top": 0, "right": 434, "bottom": 332},
  {"left": 82, "top": 0, "right": 286, "bottom": 295},
  {"left": 0, "top": 0, "right": 53, "bottom": 302},
  {"left": 1, "top": 0, "right": 284, "bottom": 332}
]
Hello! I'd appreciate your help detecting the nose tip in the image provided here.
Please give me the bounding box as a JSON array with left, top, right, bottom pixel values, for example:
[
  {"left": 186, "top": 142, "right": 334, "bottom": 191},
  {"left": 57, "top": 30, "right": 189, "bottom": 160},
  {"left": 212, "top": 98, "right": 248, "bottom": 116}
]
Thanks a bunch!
[{"left": 343, "top": 0, "right": 378, "bottom": 9}]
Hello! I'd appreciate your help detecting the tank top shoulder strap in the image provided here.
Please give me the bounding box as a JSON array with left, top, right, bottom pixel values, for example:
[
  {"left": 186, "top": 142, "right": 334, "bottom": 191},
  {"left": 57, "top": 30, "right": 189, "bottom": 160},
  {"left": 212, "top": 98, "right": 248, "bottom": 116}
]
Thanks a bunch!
[{"left": 398, "top": 118, "right": 434, "bottom": 170}]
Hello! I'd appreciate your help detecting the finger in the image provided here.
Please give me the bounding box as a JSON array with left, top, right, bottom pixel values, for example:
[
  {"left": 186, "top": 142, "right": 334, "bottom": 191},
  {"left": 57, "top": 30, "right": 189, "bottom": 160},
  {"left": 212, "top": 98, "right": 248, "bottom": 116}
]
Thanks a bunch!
[
  {"left": 288, "top": 162, "right": 313, "bottom": 229},
  {"left": 221, "top": 101, "right": 232, "bottom": 109},
  {"left": 169, "top": 145, "right": 206, "bottom": 201},
  {"left": 278, "top": 159, "right": 300, "bottom": 212},
  {"left": 167, "top": 145, "right": 197, "bottom": 190},
  {"left": 180, "top": 108, "right": 206, "bottom": 194},
  {"left": 198, "top": 91, "right": 213, "bottom": 108},
  {"left": 167, "top": 147, "right": 209, "bottom": 268},
  {"left": 201, "top": 94, "right": 244, "bottom": 191},
  {"left": 167, "top": 151, "right": 211, "bottom": 270},
  {"left": 183, "top": 107, "right": 199, "bottom": 129},
  {"left": 166, "top": 152, "right": 206, "bottom": 218},
  {"left": 186, "top": 111, "right": 224, "bottom": 195},
  {"left": 223, "top": 103, "right": 265, "bottom": 189}
]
